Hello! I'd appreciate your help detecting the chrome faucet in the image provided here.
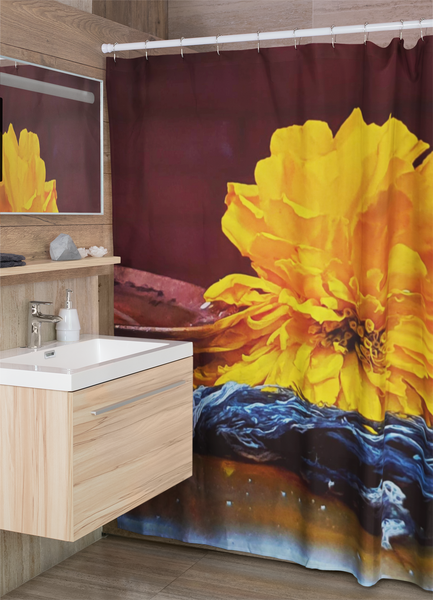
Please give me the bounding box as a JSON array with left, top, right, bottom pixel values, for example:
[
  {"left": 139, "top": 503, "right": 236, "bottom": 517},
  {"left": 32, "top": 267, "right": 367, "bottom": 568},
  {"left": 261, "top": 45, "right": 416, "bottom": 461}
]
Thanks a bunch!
[{"left": 27, "top": 301, "right": 63, "bottom": 349}]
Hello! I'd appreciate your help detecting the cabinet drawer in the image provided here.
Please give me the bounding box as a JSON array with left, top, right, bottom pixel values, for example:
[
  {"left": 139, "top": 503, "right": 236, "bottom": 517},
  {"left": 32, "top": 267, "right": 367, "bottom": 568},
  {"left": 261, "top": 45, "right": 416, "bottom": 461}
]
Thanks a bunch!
[
  {"left": 0, "top": 357, "right": 193, "bottom": 542},
  {"left": 72, "top": 357, "right": 193, "bottom": 540}
]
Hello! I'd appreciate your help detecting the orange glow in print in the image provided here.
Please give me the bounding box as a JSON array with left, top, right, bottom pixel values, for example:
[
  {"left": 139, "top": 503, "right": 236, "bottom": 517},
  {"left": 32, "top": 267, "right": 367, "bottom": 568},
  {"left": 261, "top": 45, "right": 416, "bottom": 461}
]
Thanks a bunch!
[
  {"left": 0, "top": 123, "right": 58, "bottom": 213},
  {"left": 195, "top": 109, "right": 433, "bottom": 423}
]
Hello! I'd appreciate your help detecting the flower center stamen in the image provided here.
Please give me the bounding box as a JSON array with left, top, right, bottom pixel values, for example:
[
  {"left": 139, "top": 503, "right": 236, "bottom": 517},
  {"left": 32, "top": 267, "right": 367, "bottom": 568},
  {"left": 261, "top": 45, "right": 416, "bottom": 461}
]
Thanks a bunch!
[{"left": 312, "top": 308, "right": 386, "bottom": 372}]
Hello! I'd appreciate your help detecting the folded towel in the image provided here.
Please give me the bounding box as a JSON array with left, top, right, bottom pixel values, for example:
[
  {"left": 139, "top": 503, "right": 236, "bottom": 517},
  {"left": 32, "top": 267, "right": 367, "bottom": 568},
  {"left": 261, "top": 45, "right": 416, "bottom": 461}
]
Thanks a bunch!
[
  {"left": 0, "top": 253, "right": 26, "bottom": 262},
  {"left": 0, "top": 260, "right": 26, "bottom": 268}
]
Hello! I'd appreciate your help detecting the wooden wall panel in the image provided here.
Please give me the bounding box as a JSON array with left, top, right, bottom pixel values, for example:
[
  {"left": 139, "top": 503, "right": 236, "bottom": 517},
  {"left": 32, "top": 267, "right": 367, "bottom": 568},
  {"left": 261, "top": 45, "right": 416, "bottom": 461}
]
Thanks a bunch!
[
  {"left": 312, "top": 0, "right": 433, "bottom": 47},
  {"left": 168, "top": 0, "right": 433, "bottom": 51},
  {"left": 169, "top": 0, "right": 313, "bottom": 51},
  {"left": 0, "top": 225, "right": 113, "bottom": 262},
  {"left": 0, "top": 1, "right": 172, "bottom": 593},
  {"left": 0, "top": 1, "right": 155, "bottom": 70},
  {"left": 56, "top": 0, "right": 92, "bottom": 12},
  {"left": 0, "top": 528, "right": 101, "bottom": 597},
  {"left": 92, "top": 0, "right": 168, "bottom": 39},
  {"left": 0, "top": 275, "right": 99, "bottom": 356},
  {"left": 98, "top": 267, "right": 115, "bottom": 335}
]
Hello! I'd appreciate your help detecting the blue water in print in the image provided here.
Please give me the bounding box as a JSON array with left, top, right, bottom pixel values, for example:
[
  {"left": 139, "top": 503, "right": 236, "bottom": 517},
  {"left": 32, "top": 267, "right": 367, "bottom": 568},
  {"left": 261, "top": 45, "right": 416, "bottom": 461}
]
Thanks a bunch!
[{"left": 193, "top": 382, "right": 433, "bottom": 548}]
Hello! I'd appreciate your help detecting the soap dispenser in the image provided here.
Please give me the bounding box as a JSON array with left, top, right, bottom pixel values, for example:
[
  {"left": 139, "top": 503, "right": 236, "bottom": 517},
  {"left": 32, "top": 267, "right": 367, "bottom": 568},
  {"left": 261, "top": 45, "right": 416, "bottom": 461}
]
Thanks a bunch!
[{"left": 56, "top": 289, "right": 81, "bottom": 342}]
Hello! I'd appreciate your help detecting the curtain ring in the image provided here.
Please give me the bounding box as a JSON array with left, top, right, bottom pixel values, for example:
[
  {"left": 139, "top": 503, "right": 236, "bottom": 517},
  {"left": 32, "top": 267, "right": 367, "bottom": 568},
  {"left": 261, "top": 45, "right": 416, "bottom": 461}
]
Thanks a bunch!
[
  {"left": 180, "top": 37, "right": 184, "bottom": 58},
  {"left": 113, "top": 42, "right": 118, "bottom": 63},
  {"left": 331, "top": 25, "right": 336, "bottom": 48},
  {"left": 145, "top": 40, "right": 149, "bottom": 60},
  {"left": 216, "top": 34, "right": 221, "bottom": 56},
  {"left": 293, "top": 27, "right": 299, "bottom": 49},
  {"left": 364, "top": 22, "right": 369, "bottom": 45},
  {"left": 257, "top": 31, "right": 260, "bottom": 53},
  {"left": 400, "top": 20, "right": 404, "bottom": 41},
  {"left": 420, "top": 18, "right": 425, "bottom": 41}
]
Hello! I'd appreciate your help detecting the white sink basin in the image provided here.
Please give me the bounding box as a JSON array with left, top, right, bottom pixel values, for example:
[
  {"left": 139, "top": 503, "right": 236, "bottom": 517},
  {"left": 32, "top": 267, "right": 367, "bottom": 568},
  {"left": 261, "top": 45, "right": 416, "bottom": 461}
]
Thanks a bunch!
[{"left": 0, "top": 335, "right": 193, "bottom": 391}]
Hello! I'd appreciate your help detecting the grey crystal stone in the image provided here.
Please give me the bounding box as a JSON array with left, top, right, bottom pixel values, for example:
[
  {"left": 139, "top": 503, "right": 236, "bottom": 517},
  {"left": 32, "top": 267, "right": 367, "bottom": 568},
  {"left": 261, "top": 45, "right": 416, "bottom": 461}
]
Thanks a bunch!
[{"left": 49, "top": 234, "right": 82, "bottom": 261}]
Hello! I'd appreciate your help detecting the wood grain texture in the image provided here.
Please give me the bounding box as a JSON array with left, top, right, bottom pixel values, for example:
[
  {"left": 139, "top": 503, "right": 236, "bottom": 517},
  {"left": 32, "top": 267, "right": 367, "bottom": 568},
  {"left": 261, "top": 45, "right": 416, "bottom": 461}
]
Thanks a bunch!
[
  {"left": 0, "top": 276, "right": 99, "bottom": 353},
  {"left": 93, "top": 0, "right": 169, "bottom": 39},
  {"left": 0, "top": 359, "right": 192, "bottom": 541},
  {"left": 0, "top": 264, "right": 114, "bottom": 287},
  {"left": 3, "top": 536, "right": 207, "bottom": 600},
  {"left": 0, "top": 528, "right": 101, "bottom": 598},
  {"left": 168, "top": 0, "right": 433, "bottom": 52},
  {"left": 312, "top": 0, "right": 433, "bottom": 47},
  {"left": 0, "top": 256, "right": 120, "bottom": 280},
  {"left": 56, "top": 0, "right": 92, "bottom": 12},
  {"left": 151, "top": 550, "right": 432, "bottom": 600},
  {"left": 3, "top": 535, "right": 430, "bottom": 600},
  {"left": 0, "top": 0, "right": 175, "bottom": 591},
  {"left": 169, "top": 0, "right": 313, "bottom": 51},
  {"left": 0, "top": 386, "right": 73, "bottom": 540},
  {"left": 0, "top": 0, "right": 157, "bottom": 70},
  {"left": 0, "top": 41, "right": 105, "bottom": 80},
  {"left": 98, "top": 267, "right": 115, "bottom": 335},
  {"left": 73, "top": 357, "right": 193, "bottom": 539},
  {"left": 0, "top": 225, "right": 113, "bottom": 261}
]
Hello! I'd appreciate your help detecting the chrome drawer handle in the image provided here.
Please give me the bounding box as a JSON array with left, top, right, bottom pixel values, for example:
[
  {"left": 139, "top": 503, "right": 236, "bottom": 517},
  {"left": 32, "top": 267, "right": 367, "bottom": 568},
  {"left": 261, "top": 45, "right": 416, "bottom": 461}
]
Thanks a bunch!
[{"left": 91, "top": 380, "right": 187, "bottom": 416}]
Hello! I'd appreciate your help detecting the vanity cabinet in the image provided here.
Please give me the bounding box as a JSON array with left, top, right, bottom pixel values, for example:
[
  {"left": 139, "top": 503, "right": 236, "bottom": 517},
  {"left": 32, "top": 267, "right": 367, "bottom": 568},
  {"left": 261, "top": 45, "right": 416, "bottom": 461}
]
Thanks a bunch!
[{"left": 0, "top": 357, "right": 193, "bottom": 542}]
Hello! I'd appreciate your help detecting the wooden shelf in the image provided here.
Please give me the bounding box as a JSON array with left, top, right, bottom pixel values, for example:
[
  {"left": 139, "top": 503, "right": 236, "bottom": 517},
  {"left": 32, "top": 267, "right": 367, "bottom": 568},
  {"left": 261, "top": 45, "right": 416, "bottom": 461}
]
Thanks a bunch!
[
  {"left": 0, "top": 256, "right": 121, "bottom": 278},
  {"left": 0, "top": 256, "right": 121, "bottom": 286}
]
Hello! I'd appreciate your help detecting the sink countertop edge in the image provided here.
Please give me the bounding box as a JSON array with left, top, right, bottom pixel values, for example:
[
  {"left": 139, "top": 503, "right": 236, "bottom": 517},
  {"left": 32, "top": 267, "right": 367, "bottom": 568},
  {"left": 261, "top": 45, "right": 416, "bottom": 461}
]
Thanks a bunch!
[{"left": 0, "top": 336, "right": 193, "bottom": 392}]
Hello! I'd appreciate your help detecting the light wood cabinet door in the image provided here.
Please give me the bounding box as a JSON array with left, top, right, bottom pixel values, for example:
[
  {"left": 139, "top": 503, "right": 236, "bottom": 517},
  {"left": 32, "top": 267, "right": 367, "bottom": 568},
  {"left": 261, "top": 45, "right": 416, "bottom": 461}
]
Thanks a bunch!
[
  {"left": 0, "top": 357, "right": 193, "bottom": 541},
  {"left": 72, "top": 357, "right": 193, "bottom": 539},
  {"left": 0, "top": 386, "right": 73, "bottom": 540}
]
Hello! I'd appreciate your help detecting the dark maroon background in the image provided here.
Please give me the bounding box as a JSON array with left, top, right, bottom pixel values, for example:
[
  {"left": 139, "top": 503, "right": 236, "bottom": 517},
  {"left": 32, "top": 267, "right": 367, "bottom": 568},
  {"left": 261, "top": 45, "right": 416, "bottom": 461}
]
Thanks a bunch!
[
  {"left": 107, "top": 38, "right": 433, "bottom": 289},
  {"left": 1, "top": 64, "right": 101, "bottom": 213}
]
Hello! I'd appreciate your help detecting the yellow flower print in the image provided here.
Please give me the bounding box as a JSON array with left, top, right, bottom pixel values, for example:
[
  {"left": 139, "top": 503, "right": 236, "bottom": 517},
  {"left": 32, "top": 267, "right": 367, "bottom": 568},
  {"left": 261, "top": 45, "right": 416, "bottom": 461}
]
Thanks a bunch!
[
  {"left": 0, "top": 124, "right": 58, "bottom": 213},
  {"left": 195, "top": 109, "right": 433, "bottom": 424}
]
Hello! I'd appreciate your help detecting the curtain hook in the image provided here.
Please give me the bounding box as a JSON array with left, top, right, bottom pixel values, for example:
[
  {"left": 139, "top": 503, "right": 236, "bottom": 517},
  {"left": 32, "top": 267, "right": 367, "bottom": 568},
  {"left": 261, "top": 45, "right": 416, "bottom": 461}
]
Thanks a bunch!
[
  {"left": 113, "top": 42, "right": 118, "bottom": 63},
  {"left": 145, "top": 40, "right": 149, "bottom": 60},
  {"left": 364, "top": 22, "right": 369, "bottom": 45},
  {"left": 331, "top": 24, "right": 336, "bottom": 48},
  {"left": 293, "top": 27, "right": 299, "bottom": 49},
  {"left": 180, "top": 37, "right": 184, "bottom": 59},
  {"left": 400, "top": 20, "right": 404, "bottom": 41},
  {"left": 216, "top": 34, "right": 221, "bottom": 56},
  {"left": 257, "top": 31, "right": 260, "bottom": 53},
  {"left": 420, "top": 18, "right": 425, "bottom": 41}
]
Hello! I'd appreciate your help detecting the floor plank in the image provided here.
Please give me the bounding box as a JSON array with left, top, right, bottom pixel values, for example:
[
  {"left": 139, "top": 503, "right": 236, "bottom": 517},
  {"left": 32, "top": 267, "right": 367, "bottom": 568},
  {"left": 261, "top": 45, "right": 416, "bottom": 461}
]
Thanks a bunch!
[
  {"left": 3, "top": 535, "right": 430, "bottom": 600},
  {"left": 3, "top": 537, "right": 206, "bottom": 600},
  {"left": 152, "top": 550, "right": 431, "bottom": 600}
]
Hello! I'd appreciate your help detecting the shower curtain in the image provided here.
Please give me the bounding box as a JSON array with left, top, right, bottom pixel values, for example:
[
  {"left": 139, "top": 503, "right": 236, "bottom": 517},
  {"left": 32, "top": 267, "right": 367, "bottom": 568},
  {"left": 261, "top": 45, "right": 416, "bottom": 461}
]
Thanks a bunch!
[{"left": 106, "top": 37, "right": 433, "bottom": 590}]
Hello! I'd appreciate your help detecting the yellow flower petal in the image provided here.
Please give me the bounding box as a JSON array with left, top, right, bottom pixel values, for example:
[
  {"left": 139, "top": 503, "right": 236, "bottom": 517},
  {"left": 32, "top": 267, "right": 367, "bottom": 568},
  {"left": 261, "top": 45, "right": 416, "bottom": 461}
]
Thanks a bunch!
[
  {"left": 195, "top": 109, "right": 433, "bottom": 421},
  {"left": 0, "top": 124, "right": 58, "bottom": 213}
]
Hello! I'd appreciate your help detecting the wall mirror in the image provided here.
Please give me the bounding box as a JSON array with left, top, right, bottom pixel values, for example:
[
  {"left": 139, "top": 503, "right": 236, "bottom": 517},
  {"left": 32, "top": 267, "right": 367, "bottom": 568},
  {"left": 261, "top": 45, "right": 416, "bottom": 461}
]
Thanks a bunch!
[{"left": 0, "top": 56, "right": 103, "bottom": 214}]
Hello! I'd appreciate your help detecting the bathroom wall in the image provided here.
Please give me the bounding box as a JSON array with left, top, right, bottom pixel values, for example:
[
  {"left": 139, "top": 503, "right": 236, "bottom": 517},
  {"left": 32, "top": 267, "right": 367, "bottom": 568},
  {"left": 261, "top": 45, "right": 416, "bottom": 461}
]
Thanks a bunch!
[
  {"left": 56, "top": 0, "right": 168, "bottom": 38},
  {"left": 169, "top": 0, "right": 432, "bottom": 50},
  {"left": 92, "top": 0, "right": 169, "bottom": 39},
  {"left": 0, "top": 0, "right": 169, "bottom": 594},
  {"left": 57, "top": 0, "right": 92, "bottom": 11}
]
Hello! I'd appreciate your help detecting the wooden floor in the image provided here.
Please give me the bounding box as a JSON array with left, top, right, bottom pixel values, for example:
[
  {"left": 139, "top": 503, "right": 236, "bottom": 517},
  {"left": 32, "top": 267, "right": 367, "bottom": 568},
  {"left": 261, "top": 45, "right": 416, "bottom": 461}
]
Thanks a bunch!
[{"left": 3, "top": 535, "right": 431, "bottom": 599}]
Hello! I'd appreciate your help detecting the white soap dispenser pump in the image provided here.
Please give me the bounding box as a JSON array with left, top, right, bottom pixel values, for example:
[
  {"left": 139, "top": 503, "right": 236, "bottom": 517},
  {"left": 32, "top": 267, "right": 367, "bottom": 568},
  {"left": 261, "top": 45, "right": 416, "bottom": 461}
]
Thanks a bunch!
[{"left": 56, "top": 288, "right": 81, "bottom": 342}]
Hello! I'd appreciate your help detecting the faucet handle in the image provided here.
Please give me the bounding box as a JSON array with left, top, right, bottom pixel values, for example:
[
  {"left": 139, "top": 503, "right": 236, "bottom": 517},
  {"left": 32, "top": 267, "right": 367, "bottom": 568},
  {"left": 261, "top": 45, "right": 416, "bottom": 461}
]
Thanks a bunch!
[{"left": 29, "top": 300, "right": 53, "bottom": 313}]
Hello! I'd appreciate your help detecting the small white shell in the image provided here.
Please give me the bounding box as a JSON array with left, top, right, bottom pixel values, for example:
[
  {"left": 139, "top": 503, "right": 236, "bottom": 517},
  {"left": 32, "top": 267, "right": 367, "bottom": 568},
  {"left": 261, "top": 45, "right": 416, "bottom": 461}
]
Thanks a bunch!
[
  {"left": 88, "top": 245, "right": 108, "bottom": 258},
  {"left": 77, "top": 247, "right": 89, "bottom": 258}
]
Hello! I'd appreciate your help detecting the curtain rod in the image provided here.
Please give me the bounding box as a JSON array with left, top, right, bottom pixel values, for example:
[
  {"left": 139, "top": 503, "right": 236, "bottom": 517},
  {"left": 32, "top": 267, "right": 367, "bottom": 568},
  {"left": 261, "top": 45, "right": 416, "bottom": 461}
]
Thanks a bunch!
[{"left": 101, "top": 19, "right": 432, "bottom": 54}]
